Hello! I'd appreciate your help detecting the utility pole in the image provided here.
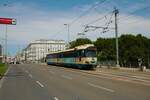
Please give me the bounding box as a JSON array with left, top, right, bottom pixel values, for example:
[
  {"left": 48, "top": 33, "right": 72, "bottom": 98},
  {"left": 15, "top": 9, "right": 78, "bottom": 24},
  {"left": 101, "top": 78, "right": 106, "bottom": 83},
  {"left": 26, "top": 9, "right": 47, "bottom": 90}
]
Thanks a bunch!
[
  {"left": 83, "top": 8, "right": 119, "bottom": 68},
  {"left": 38, "top": 47, "right": 39, "bottom": 64},
  {"left": 114, "top": 7, "right": 120, "bottom": 67},
  {"left": 25, "top": 48, "right": 27, "bottom": 63},
  {"left": 148, "top": 54, "right": 150, "bottom": 67}
]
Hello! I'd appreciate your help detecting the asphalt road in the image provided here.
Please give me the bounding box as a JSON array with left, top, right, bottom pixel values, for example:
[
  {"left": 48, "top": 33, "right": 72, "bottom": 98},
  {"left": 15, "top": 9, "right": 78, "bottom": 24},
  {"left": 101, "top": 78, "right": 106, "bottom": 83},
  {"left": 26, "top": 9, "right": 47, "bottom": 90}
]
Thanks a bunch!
[{"left": 0, "top": 64, "right": 150, "bottom": 100}]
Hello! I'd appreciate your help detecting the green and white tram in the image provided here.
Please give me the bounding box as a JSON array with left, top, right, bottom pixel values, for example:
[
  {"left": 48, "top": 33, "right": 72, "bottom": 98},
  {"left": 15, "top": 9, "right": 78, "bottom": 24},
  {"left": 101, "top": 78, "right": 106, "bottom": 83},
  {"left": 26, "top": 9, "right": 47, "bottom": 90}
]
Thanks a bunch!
[{"left": 46, "top": 44, "right": 97, "bottom": 69}]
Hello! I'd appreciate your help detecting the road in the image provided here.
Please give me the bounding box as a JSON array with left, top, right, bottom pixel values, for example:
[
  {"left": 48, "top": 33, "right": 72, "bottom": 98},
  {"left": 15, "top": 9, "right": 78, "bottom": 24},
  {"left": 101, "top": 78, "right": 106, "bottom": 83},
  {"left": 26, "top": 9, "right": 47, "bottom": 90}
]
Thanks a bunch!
[{"left": 0, "top": 64, "right": 150, "bottom": 100}]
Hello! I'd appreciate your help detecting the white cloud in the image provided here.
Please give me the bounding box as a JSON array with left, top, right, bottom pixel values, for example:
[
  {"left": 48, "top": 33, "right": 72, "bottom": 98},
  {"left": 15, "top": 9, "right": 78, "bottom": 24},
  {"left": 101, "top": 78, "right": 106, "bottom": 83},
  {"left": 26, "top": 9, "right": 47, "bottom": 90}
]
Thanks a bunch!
[{"left": 118, "top": 14, "right": 150, "bottom": 37}]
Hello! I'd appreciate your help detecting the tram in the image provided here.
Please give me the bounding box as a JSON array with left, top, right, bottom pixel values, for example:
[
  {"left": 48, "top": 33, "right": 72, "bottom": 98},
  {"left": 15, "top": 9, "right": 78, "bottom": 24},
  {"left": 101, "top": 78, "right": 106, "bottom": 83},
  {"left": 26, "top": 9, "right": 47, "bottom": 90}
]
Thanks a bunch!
[{"left": 46, "top": 44, "right": 97, "bottom": 69}]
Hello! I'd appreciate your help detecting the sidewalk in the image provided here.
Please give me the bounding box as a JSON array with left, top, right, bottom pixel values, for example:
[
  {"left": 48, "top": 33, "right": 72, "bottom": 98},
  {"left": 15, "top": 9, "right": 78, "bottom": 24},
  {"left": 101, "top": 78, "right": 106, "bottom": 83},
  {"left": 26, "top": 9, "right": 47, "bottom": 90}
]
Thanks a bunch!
[
  {"left": 96, "top": 65, "right": 150, "bottom": 73},
  {"left": 39, "top": 63, "right": 150, "bottom": 86},
  {"left": 81, "top": 67, "right": 150, "bottom": 86}
]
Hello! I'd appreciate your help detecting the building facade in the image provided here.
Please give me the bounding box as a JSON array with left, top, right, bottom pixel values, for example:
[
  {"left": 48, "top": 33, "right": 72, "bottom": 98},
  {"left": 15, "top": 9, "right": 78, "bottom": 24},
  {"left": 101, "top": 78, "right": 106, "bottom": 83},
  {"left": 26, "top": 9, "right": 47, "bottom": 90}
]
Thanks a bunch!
[{"left": 23, "top": 39, "right": 66, "bottom": 63}]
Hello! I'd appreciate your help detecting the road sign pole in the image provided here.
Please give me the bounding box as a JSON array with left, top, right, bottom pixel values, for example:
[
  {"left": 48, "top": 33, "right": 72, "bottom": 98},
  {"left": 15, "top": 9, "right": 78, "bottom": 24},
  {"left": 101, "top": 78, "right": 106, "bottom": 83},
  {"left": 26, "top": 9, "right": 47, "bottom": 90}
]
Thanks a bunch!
[
  {"left": 0, "top": 18, "right": 16, "bottom": 64},
  {"left": 5, "top": 25, "right": 8, "bottom": 65}
]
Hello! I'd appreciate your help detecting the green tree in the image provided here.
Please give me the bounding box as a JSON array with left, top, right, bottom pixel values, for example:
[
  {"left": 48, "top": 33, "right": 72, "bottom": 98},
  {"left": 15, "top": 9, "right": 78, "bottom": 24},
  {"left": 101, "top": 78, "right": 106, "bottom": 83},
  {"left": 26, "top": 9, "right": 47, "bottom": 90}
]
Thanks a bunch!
[
  {"left": 119, "top": 34, "right": 149, "bottom": 67},
  {"left": 94, "top": 38, "right": 115, "bottom": 61},
  {"left": 94, "top": 34, "right": 150, "bottom": 68}
]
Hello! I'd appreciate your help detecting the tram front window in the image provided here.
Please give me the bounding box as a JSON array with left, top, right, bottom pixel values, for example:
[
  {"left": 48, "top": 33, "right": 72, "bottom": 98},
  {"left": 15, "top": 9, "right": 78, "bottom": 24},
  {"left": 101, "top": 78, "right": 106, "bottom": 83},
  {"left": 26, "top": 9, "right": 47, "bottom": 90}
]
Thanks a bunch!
[{"left": 85, "top": 50, "right": 96, "bottom": 57}]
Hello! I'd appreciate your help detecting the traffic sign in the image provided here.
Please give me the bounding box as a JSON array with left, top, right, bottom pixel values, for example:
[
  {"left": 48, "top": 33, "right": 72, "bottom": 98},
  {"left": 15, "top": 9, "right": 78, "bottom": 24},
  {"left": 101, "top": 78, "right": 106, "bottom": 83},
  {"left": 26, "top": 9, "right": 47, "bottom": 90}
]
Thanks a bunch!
[{"left": 0, "top": 18, "right": 16, "bottom": 25}]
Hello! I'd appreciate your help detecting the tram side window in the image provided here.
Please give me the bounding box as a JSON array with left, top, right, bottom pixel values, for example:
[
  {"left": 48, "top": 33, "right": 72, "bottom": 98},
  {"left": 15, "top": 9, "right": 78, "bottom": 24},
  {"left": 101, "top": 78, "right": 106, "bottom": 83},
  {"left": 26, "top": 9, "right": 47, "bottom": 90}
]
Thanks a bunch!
[
  {"left": 51, "top": 54, "right": 57, "bottom": 58},
  {"left": 57, "top": 53, "right": 62, "bottom": 58},
  {"left": 47, "top": 54, "right": 52, "bottom": 58},
  {"left": 60, "top": 53, "right": 63, "bottom": 58},
  {"left": 76, "top": 50, "right": 85, "bottom": 57},
  {"left": 62, "top": 51, "right": 77, "bottom": 58}
]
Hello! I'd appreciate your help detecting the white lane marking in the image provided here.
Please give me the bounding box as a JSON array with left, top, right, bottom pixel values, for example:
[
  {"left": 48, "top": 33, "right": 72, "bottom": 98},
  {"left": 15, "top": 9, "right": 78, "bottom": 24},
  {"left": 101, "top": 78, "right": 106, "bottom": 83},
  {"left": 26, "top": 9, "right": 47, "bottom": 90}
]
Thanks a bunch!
[
  {"left": 25, "top": 70, "right": 29, "bottom": 73},
  {"left": 61, "top": 75, "right": 72, "bottom": 80},
  {"left": 29, "top": 74, "right": 33, "bottom": 78},
  {"left": 49, "top": 71, "right": 55, "bottom": 74},
  {"left": 130, "top": 78, "right": 150, "bottom": 83},
  {"left": 0, "top": 67, "right": 10, "bottom": 88},
  {"left": 36, "top": 81, "right": 44, "bottom": 88},
  {"left": 53, "top": 97, "right": 59, "bottom": 100},
  {"left": 132, "top": 75, "right": 150, "bottom": 80},
  {"left": 88, "top": 82, "right": 114, "bottom": 93}
]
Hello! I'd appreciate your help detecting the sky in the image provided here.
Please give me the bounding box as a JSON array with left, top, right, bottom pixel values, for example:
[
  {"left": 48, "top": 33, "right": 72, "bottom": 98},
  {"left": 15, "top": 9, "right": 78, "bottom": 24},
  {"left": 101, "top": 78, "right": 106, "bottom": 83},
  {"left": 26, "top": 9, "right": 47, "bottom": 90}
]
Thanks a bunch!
[{"left": 0, "top": 0, "right": 150, "bottom": 56}]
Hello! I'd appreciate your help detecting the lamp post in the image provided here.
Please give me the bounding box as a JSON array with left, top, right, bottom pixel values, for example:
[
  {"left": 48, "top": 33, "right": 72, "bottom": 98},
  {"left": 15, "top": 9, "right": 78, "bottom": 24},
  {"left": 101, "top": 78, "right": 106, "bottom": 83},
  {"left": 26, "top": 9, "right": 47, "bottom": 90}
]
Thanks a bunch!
[{"left": 64, "top": 24, "right": 70, "bottom": 48}]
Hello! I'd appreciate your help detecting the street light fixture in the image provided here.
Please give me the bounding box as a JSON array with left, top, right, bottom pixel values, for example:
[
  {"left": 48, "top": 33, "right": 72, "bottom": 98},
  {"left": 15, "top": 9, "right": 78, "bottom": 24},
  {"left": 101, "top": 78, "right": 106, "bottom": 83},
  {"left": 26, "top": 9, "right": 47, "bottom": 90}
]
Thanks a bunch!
[{"left": 64, "top": 24, "right": 70, "bottom": 48}]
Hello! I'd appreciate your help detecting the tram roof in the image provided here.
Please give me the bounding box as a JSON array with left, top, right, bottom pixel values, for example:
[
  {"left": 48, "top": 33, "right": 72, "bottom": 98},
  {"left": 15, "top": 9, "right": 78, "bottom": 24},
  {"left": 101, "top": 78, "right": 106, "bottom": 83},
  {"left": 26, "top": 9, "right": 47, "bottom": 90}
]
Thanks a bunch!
[{"left": 48, "top": 44, "right": 94, "bottom": 54}]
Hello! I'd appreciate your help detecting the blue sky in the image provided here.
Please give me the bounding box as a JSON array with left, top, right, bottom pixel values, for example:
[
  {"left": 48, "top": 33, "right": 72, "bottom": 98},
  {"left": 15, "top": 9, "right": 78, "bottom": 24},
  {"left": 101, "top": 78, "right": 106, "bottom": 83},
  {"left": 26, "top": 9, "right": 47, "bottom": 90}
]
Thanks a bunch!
[{"left": 0, "top": 0, "right": 150, "bottom": 56}]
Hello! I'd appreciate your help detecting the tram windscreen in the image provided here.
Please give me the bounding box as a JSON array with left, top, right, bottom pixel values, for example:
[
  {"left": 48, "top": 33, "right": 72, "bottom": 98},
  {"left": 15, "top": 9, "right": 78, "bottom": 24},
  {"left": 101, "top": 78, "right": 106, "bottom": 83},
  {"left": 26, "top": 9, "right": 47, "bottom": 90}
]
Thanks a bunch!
[{"left": 85, "top": 48, "right": 96, "bottom": 57}]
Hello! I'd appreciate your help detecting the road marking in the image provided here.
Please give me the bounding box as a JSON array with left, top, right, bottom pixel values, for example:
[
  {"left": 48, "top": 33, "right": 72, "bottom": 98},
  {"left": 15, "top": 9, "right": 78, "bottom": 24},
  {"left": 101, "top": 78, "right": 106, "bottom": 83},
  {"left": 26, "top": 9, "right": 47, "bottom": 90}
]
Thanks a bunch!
[
  {"left": 36, "top": 81, "right": 44, "bottom": 88},
  {"left": 49, "top": 71, "right": 55, "bottom": 74},
  {"left": 29, "top": 74, "right": 33, "bottom": 78},
  {"left": 53, "top": 97, "right": 59, "bottom": 100},
  {"left": 48, "top": 65, "right": 150, "bottom": 87},
  {"left": 0, "top": 67, "right": 10, "bottom": 88},
  {"left": 76, "top": 70, "right": 150, "bottom": 87},
  {"left": 88, "top": 82, "right": 114, "bottom": 93},
  {"left": 25, "top": 70, "right": 29, "bottom": 73},
  {"left": 61, "top": 75, "right": 72, "bottom": 80}
]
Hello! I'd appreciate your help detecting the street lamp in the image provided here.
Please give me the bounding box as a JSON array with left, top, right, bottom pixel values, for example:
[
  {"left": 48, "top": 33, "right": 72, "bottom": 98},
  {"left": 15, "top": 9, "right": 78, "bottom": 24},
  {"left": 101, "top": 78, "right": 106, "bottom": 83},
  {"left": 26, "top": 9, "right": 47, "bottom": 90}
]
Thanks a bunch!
[{"left": 64, "top": 24, "right": 70, "bottom": 48}]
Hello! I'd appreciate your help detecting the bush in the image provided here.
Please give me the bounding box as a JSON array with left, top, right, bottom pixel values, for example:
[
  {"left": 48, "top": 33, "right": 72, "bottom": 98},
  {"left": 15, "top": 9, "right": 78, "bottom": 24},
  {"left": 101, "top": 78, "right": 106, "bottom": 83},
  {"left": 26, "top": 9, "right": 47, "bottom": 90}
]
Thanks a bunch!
[{"left": 0, "top": 64, "right": 8, "bottom": 76}]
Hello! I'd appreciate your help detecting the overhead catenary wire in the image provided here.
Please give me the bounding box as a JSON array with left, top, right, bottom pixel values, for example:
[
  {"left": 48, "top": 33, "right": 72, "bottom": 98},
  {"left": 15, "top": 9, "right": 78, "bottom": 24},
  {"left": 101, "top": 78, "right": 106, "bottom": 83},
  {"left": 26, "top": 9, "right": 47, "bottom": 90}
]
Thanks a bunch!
[
  {"left": 83, "top": 10, "right": 114, "bottom": 34},
  {"left": 104, "top": 12, "right": 114, "bottom": 28},
  {"left": 68, "top": 0, "right": 107, "bottom": 25},
  {"left": 73, "top": 1, "right": 150, "bottom": 38},
  {"left": 51, "top": 0, "right": 143, "bottom": 41},
  {"left": 50, "top": 27, "right": 66, "bottom": 40},
  {"left": 119, "top": 6, "right": 150, "bottom": 23},
  {"left": 50, "top": 0, "right": 108, "bottom": 41},
  {"left": 84, "top": 11, "right": 112, "bottom": 26}
]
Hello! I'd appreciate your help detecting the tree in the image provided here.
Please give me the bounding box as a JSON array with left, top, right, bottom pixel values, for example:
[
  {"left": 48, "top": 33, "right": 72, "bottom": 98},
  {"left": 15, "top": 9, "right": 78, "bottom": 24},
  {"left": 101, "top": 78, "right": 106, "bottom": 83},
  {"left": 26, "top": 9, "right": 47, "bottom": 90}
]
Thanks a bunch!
[
  {"left": 94, "top": 34, "right": 150, "bottom": 68},
  {"left": 119, "top": 34, "right": 149, "bottom": 67},
  {"left": 94, "top": 38, "right": 115, "bottom": 61}
]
